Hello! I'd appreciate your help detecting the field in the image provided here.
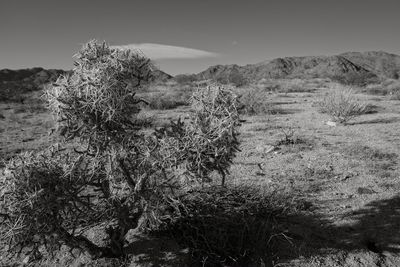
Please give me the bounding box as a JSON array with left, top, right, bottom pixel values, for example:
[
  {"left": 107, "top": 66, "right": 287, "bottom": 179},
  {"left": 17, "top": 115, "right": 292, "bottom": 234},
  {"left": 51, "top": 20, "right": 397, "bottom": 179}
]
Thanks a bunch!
[{"left": 1, "top": 78, "right": 400, "bottom": 266}]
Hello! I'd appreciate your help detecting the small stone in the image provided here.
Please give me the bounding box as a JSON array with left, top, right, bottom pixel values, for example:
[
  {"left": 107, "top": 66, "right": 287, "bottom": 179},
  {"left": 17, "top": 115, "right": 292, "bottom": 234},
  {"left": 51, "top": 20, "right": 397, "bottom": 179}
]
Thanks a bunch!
[
  {"left": 22, "top": 256, "right": 30, "bottom": 264},
  {"left": 264, "top": 145, "right": 276, "bottom": 154},
  {"left": 357, "top": 187, "right": 376, "bottom": 195},
  {"left": 326, "top": 121, "right": 337, "bottom": 127}
]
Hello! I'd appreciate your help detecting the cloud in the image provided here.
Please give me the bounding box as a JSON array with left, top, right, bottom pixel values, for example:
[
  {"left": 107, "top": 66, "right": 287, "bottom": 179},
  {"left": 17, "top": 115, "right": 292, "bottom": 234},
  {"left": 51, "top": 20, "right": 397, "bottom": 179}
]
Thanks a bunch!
[{"left": 111, "top": 43, "right": 219, "bottom": 59}]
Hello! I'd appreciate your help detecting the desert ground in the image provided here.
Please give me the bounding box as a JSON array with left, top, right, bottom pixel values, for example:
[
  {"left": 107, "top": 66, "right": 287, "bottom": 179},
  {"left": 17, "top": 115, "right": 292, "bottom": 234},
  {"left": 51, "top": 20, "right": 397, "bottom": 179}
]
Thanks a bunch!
[{"left": 1, "top": 77, "right": 400, "bottom": 266}]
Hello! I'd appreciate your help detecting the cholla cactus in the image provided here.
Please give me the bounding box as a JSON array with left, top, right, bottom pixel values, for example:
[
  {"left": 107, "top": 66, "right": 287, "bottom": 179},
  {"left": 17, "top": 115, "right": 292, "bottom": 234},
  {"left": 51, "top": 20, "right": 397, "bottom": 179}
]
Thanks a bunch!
[
  {"left": 45, "top": 40, "right": 153, "bottom": 151},
  {"left": 186, "top": 85, "right": 240, "bottom": 185}
]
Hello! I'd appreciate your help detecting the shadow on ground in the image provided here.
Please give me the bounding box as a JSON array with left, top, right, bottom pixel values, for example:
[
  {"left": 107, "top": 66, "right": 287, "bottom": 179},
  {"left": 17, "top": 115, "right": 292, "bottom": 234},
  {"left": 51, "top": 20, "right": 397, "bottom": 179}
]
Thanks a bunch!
[
  {"left": 272, "top": 195, "right": 400, "bottom": 266},
  {"left": 348, "top": 117, "right": 400, "bottom": 125},
  {"left": 118, "top": 195, "right": 400, "bottom": 266}
]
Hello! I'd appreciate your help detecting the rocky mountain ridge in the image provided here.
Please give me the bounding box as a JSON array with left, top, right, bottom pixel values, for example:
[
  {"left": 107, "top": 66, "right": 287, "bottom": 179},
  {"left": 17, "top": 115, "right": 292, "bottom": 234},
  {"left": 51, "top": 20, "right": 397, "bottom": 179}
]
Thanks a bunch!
[{"left": 193, "top": 51, "right": 400, "bottom": 82}]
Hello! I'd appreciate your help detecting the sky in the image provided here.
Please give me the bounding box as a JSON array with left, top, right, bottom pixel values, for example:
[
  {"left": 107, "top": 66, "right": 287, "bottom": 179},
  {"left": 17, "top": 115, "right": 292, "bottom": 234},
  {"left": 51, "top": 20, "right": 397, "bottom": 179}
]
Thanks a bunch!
[{"left": 1, "top": 0, "right": 400, "bottom": 75}]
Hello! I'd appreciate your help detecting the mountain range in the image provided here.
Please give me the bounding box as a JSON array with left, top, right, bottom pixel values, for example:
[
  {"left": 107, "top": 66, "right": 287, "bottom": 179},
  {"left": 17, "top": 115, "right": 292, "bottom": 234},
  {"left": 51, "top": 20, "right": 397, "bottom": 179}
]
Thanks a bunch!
[
  {"left": 192, "top": 51, "right": 400, "bottom": 82},
  {"left": 1, "top": 51, "right": 400, "bottom": 101}
]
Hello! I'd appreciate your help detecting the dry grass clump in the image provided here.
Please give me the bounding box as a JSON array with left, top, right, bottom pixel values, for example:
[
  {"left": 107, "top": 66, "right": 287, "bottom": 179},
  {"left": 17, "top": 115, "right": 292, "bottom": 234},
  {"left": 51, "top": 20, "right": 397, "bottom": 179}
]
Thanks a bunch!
[
  {"left": 147, "top": 94, "right": 187, "bottom": 110},
  {"left": 160, "top": 185, "right": 294, "bottom": 266},
  {"left": 238, "top": 87, "right": 273, "bottom": 115},
  {"left": 146, "top": 88, "right": 192, "bottom": 110},
  {"left": 330, "top": 71, "right": 378, "bottom": 87},
  {"left": 362, "top": 79, "right": 400, "bottom": 98},
  {"left": 275, "top": 127, "right": 314, "bottom": 153},
  {"left": 317, "top": 85, "right": 368, "bottom": 124},
  {"left": 277, "top": 79, "right": 316, "bottom": 94},
  {"left": 238, "top": 87, "right": 295, "bottom": 115},
  {"left": 140, "top": 84, "right": 193, "bottom": 110}
]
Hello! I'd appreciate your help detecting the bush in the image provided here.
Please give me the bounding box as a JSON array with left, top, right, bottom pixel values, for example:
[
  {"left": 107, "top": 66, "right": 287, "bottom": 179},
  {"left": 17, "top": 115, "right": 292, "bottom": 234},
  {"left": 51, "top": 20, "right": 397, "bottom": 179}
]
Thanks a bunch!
[
  {"left": 238, "top": 88, "right": 273, "bottom": 115},
  {"left": 228, "top": 71, "right": 248, "bottom": 87},
  {"left": 0, "top": 148, "right": 116, "bottom": 259},
  {"left": 214, "top": 71, "right": 248, "bottom": 87},
  {"left": 161, "top": 186, "right": 293, "bottom": 266},
  {"left": 174, "top": 74, "right": 197, "bottom": 85},
  {"left": 362, "top": 79, "right": 400, "bottom": 97},
  {"left": 317, "top": 85, "right": 368, "bottom": 124},
  {"left": 330, "top": 71, "right": 378, "bottom": 87},
  {"left": 147, "top": 94, "right": 187, "bottom": 110},
  {"left": 1, "top": 40, "right": 241, "bottom": 262},
  {"left": 278, "top": 79, "right": 316, "bottom": 94},
  {"left": 146, "top": 86, "right": 192, "bottom": 110}
]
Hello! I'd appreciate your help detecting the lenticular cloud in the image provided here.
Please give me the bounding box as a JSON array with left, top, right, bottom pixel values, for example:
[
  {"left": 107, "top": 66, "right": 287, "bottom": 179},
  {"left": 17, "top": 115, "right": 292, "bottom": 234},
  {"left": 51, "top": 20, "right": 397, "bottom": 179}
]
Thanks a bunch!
[{"left": 112, "top": 43, "right": 219, "bottom": 59}]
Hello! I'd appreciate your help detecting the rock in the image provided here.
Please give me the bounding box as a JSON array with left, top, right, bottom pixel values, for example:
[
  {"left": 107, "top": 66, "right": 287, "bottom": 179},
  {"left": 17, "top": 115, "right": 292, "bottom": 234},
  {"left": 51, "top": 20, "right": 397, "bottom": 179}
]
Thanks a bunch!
[
  {"left": 326, "top": 120, "right": 337, "bottom": 127},
  {"left": 357, "top": 187, "right": 376, "bottom": 195},
  {"left": 22, "top": 255, "right": 30, "bottom": 264},
  {"left": 264, "top": 145, "right": 276, "bottom": 154}
]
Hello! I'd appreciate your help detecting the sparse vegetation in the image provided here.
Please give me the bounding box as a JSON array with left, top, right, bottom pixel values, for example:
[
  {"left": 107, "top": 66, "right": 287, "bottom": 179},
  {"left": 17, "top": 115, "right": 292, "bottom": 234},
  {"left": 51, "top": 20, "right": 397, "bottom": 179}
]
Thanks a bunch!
[
  {"left": 238, "top": 87, "right": 273, "bottom": 115},
  {"left": 317, "top": 85, "right": 368, "bottom": 124},
  {"left": 330, "top": 71, "right": 378, "bottom": 87},
  {"left": 276, "top": 127, "right": 313, "bottom": 149},
  {"left": 362, "top": 79, "right": 400, "bottom": 97},
  {"left": 145, "top": 85, "right": 193, "bottom": 110},
  {"left": 3, "top": 39, "right": 400, "bottom": 267},
  {"left": 278, "top": 79, "right": 316, "bottom": 94},
  {"left": 227, "top": 70, "right": 249, "bottom": 87},
  {"left": 174, "top": 73, "right": 197, "bottom": 85}
]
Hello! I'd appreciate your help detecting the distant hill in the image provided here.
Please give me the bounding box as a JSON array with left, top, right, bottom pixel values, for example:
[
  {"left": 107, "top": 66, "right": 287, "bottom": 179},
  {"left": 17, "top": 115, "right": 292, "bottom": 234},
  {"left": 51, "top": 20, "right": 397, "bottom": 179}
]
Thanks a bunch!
[
  {"left": 151, "top": 69, "right": 173, "bottom": 81},
  {"left": 0, "top": 67, "right": 65, "bottom": 86},
  {"left": 193, "top": 51, "right": 400, "bottom": 83},
  {"left": 0, "top": 67, "right": 172, "bottom": 102},
  {"left": 0, "top": 68, "right": 66, "bottom": 101}
]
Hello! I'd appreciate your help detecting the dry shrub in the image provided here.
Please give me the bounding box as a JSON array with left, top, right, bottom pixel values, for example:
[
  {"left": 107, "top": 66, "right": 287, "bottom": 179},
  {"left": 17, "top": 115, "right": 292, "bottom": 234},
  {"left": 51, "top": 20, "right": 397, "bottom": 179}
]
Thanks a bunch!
[
  {"left": 143, "top": 84, "right": 193, "bottom": 110},
  {"left": 330, "top": 71, "right": 378, "bottom": 87},
  {"left": 146, "top": 89, "right": 191, "bottom": 110},
  {"left": 160, "top": 185, "right": 295, "bottom": 266},
  {"left": 277, "top": 79, "right": 315, "bottom": 94},
  {"left": 238, "top": 87, "right": 272, "bottom": 115},
  {"left": 238, "top": 87, "right": 293, "bottom": 115},
  {"left": 362, "top": 79, "right": 400, "bottom": 98},
  {"left": 0, "top": 147, "right": 115, "bottom": 260},
  {"left": 148, "top": 94, "right": 186, "bottom": 110},
  {"left": 274, "top": 127, "right": 314, "bottom": 153},
  {"left": 1, "top": 40, "right": 242, "bottom": 263},
  {"left": 317, "top": 85, "right": 368, "bottom": 124},
  {"left": 174, "top": 74, "right": 197, "bottom": 85},
  {"left": 387, "top": 80, "right": 400, "bottom": 100}
]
